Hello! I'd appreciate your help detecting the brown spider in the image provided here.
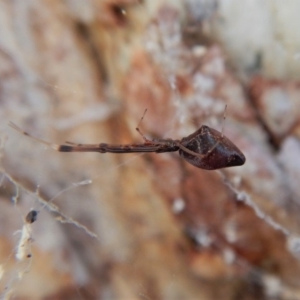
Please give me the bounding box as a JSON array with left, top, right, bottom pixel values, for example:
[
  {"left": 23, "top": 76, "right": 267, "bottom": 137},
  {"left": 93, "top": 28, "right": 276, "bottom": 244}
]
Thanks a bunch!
[{"left": 9, "top": 110, "right": 245, "bottom": 170}]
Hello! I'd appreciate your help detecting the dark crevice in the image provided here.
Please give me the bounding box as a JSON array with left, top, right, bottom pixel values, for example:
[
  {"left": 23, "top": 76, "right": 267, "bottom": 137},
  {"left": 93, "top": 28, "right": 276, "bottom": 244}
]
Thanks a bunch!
[
  {"left": 242, "top": 83, "right": 281, "bottom": 152},
  {"left": 75, "top": 21, "right": 109, "bottom": 85},
  {"left": 110, "top": 4, "right": 128, "bottom": 26}
]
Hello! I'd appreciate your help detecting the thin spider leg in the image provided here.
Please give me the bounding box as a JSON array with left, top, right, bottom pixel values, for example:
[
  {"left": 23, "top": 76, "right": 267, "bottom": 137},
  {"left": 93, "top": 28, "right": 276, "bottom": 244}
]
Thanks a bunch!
[
  {"left": 8, "top": 122, "right": 60, "bottom": 151},
  {"left": 221, "top": 104, "right": 227, "bottom": 138},
  {"left": 206, "top": 140, "right": 220, "bottom": 155},
  {"left": 65, "top": 141, "right": 79, "bottom": 145},
  {"left": 135, "top": 109, "right": 152, "bottom": 142},
  {"left": 64, "top": 141, "right": 102, "bottom": 147},
  {"left": 177, "top": 140, "right": 221, "bottom": 159},
  {"left": 177, "top": 143, "right": 205, "bottom": 158},
  {"left": 9, "top": 122, "right": 106, "bottom": 152}
]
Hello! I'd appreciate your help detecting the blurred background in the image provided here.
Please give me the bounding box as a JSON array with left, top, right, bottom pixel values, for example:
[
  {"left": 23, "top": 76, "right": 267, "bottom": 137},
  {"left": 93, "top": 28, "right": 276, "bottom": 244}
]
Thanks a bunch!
[{"left": 1, "top": 0, "right": 300, "bottom": 299}]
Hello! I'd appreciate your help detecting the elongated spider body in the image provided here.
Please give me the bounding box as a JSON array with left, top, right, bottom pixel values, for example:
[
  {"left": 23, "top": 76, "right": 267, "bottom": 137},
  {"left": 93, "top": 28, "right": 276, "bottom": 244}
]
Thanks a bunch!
[{"left": 9, "top": 122, "right": 245, "bottom": 170}]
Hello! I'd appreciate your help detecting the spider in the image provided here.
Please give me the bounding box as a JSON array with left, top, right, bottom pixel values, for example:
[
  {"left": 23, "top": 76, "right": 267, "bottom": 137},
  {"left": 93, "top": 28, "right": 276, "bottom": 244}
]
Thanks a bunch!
[{"left": 9, "top": 110, "right": 245, "bottom": 170}]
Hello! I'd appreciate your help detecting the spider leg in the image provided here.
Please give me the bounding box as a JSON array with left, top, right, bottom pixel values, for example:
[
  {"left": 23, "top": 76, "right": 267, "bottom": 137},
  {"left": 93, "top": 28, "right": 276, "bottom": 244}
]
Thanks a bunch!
[
  {"left": 177, "top": 143, "right": 205, "bottom": 158},
  {"left": 8, "top": 122, "right": 60, "bottom": 151},
  {"left": 221, "top": 104, "right": 227, "bottom": 138},
  {"left": 206, "top": 140, "right": 220, "bottom": 155},
  {"left": 65, "top": 141, "right": 78, "bottom": 145},
  {"left": 64, "top": 141, "right": 100, "bottom": 147},
  {"left": 135, "top": 109, "right": 153, "bottom": 143},
  {"left": 177, "top": 140, "right": 221, "bottom": 159}
]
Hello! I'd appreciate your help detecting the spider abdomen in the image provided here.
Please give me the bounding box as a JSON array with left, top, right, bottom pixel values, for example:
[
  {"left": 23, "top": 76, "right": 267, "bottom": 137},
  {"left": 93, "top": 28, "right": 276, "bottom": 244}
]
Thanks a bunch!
[{"left": 179, "top": 125, "right": 245, "bottom": 170}]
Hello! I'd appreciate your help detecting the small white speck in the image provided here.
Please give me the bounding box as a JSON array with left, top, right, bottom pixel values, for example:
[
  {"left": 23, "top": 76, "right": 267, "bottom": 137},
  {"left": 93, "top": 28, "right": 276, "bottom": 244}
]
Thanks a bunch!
[
  {"left": 168, "top": 76, "right": 177, "bottom": 90},
  {"left": 192, "top": 45, "right": 207, "bottom": 57},
  {"left": 236, "top": 192, "right": 245, "bottom": 201},
  {"left": 287, "top": 235, "right": 300, "bottom": 255},
  {"left": 263, "top": 275, "right": 281, "bottom": 298},
  {"left": 232, "top": 175, "right": 242, "bottom": 186},
  {"left": 223, "top": 248, "right": 235, "bottom": 264},
  {"left": 73, "top": 179, "right": 92, "bottom": 186},
  {"left": 172, "top": 198, "right": 185, "bottom": 214},
  {"left": 195, "top": 230, "right": 212, "bottom": 247},
  {"left": 225, "top": 224, "right": 238, "bottom": 243}
]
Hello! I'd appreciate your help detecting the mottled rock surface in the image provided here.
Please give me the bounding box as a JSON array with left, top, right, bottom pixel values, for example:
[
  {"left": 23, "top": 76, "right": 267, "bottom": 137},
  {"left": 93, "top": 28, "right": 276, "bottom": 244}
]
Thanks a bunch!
[{"left": 1, "top": 1, "right": 300, "bottom": 299}]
